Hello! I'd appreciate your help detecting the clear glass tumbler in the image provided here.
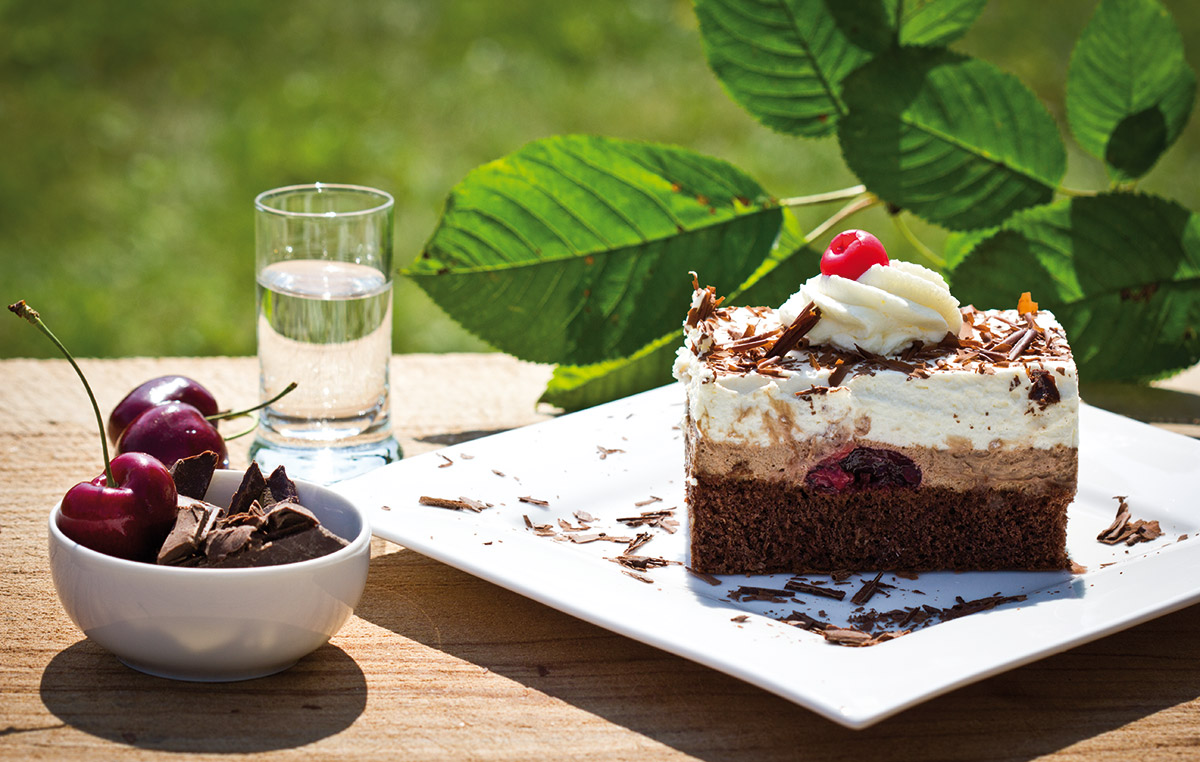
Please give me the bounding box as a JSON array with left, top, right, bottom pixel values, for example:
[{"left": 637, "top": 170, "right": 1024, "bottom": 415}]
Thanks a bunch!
[{"left": 249, "top": 183, "right": 401, "bottom": 483}]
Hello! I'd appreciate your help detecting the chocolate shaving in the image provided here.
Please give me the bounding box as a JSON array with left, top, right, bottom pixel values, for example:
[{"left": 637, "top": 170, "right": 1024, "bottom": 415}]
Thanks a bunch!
[
  {"left": 729, "top": 585, "right": 793, "bottom": 603},
  {"left": 820, "top": 627, "right": 874, "bottom": 646},
  {"left": 784, "top": 578, "right": 847, "bottom": 601},
  {"left": 827, "top": 359, "right": 852, "bottom": 387},
  {"left": 437, "top": 454, "right": 454, "bottom": 468},
  {"left": 780, "top": 610, "right": 826, "bottom": 630},
  {"left": 518, "top": 496, "right": 550, "bottom": 507},
  {"left": 418, "top": 495, "right": 493, "bottom": 513},
  {"left": 616, "top": 508, "right": 677, "bottom": 533},
  {"left": 685, "top": 275, "right": 724, "bottom": 328},
  {"left": 613, "top": 554, "right": 675, "bottom": 571},
  {"left": 597, "top": 446, "right": 625, "bottom": 459},
  {"left": 1004, "top": 328, "right": 1036, "bottom": 360},
  {"left": 625, "top": 532, "right": 653, "bottom": 554},
  {"left": 1097, "top": 495, "right": 1162, "bottom": 546},
  {"left": 567, "top": 533, "right": 634, "bottom": 544},
  {"left": 941, "top": 594, "right": 1026, "bottom": 621},
  {"left": 686, "top": 567, "right": 721, "bottom": 586},
  {"left": 622, "top": 570, "right": 655, "bottom": 584},
  {"left": 850, "top": 572, "right": 887, "bottom": 606},
  {"left": 763, "top": 302, "right": 821, "bottom": 359}
]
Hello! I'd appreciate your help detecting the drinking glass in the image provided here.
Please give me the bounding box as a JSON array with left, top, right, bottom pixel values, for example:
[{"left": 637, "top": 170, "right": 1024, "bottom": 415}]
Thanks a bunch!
[{"left": 249, "top": 183, "right": 401, "bottom": 483}]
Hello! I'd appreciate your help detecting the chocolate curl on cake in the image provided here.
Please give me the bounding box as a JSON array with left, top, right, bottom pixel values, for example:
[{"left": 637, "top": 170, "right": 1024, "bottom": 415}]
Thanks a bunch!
[
  {"left": 763, "top": 301, "right": 821, "bottom": 359},
  {"left": 685, "top": 272, "right": 724, "bottom": 328}
]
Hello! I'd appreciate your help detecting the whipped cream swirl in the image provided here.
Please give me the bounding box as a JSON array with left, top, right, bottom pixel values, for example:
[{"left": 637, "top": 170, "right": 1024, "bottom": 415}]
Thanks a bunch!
[{"left": 778, "top": 260, "right": 962, "bottom": 356}]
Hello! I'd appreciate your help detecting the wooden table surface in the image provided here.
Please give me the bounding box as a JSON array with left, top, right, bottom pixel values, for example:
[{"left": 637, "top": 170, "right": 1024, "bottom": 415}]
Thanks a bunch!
[{"left": 2, "top": 355, "right": 1198, "bottom": 761}]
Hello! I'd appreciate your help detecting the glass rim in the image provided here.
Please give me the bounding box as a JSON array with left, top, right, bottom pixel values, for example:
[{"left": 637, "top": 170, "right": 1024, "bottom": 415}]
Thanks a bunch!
[{"left": 254, "top": 182, "right": 394, "bottom": 218}]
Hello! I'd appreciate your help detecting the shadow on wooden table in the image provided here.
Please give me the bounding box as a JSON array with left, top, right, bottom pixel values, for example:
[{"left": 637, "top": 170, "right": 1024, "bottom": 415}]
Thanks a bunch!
[
  {"left": 357, "top": 548, "right": 1200, "bottom": 761},
  {"left": 39, "top": 639, "right": 367, "bottom": 753}
]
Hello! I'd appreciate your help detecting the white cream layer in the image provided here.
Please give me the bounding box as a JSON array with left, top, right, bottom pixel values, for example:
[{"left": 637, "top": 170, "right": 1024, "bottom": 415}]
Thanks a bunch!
[{"left": 674, "top": 306, "right": 1079, "bottom": 452}]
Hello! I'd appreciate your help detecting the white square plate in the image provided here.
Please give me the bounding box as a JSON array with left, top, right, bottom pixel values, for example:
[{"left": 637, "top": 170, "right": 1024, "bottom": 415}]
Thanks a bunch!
[{"left": 335, "top": 385, "right": 1200, "bottom": 729}]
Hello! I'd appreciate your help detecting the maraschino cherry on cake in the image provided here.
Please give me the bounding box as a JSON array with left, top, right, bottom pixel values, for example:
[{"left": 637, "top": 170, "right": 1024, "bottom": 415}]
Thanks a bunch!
[{"left": 674, "top": 230, "right": 1079, "bottom": 574}]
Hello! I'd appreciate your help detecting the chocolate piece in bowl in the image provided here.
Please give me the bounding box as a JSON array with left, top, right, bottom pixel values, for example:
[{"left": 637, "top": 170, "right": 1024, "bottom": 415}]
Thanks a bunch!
[
  {"left": 158, "top": 459, "right": 347, "bottom": 568},
  {"left": 168, "top": 450, "right": 221, "bottom": 500}
]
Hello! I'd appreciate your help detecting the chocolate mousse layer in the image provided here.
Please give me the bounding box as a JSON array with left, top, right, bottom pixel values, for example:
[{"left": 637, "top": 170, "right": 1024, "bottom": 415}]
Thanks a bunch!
[{"left": 686, "top": 419, "right": 1078, "bottom": 492}]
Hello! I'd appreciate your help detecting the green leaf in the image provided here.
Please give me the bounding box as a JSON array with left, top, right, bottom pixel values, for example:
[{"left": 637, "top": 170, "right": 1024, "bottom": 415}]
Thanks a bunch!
[
  {"left": 948, "top": 193, "right": 1200, "bottom": 381},
  {"left": 541, "top": 213, "right": 821, "bottom": 411},
  {"left": 942, "top": 226, "right": 996, "bottom": 271},
  {"left": 539, "top": 334, "right": 678, "bottom": 412},
  {"left": 693, "top": 0, "right": 892, "bottom": 138},
  {"left": 838, "top": 47, "right": 1067, "bottom": 231},
  {"left": 885, "top": 0, "right": 987, "bottom": 46},
  {"left": 1066, "top": 0, "right": 1197, "bottom": 181},
  {"left": 407, "top": 135, "right": 782, "bottom": 365}
]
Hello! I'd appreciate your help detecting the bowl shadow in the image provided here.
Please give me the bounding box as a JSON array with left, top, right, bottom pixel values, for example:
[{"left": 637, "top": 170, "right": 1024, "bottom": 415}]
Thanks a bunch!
[
  {"left": 354, "top": 547, "right": 1200, "bottom": 761},
  {"left": 40, "top": 639, "right": 367, "bottom": 753}
]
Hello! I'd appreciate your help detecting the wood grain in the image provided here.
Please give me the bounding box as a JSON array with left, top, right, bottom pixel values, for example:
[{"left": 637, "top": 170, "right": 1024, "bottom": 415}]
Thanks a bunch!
[{"left": 2, "top": 356, "right": 1198, "bottom": 761}]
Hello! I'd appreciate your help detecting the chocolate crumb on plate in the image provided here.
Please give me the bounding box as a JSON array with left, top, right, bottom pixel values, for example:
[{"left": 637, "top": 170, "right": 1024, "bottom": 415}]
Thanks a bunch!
[
  {"left": 597, "top": 445, "right": 625, "bottom": 459},
  {"left": 730, "top": 614, "right": 750, "bottom": 623}
]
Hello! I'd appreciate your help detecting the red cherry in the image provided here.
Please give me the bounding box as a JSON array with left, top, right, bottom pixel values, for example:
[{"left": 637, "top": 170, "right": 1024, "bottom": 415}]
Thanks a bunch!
[
  {"left": 117, "top": 401, "right": 229, "bottom": 469},
  {"left": 820, "top": 229, "right": 889, "bottom": 280},
  {"left": 108, "top": 375, "right": 219, "bottom": 444}
]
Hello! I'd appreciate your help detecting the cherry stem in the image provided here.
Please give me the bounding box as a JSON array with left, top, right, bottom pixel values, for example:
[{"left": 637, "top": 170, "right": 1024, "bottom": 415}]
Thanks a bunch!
[
  {"left": 805, "top": 194, "right": 879, "bottom": 245},
  {"left": 222, "top": 416, "right": 261, "bottom": 442},
  {"left": 778, "top": 185, "right": 867, "bottom": 209},
  {"left": 889, "top": 211, "right": 945, "bottom": 271},
  {"left": 8, "top": 301, "right": 115, "bottom": 485},
  {"left": 207, "top": 382, "right": 298, "bottom": 423}
]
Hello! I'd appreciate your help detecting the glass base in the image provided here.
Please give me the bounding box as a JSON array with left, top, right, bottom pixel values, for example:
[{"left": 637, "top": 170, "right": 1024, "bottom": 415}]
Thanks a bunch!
[{"left": 249, "top": 434, "right": 402, "bottom": 485}]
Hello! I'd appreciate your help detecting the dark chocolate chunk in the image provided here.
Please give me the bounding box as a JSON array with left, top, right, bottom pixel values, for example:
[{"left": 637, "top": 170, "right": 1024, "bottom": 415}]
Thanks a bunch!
[
  {"left": 262, "top": 465, "right": 300, "bottom": 507},
  {"left": 169, "top": 451, "right": 220, "bottom": 500},
  {"left": 262, "top": 501, "right": 321, "bottom": 539},
  {"left": 204, "top": 524, "right": 258, "bottom": 565},
  {"left": 209, "top": 526, "right": 348, "bottom": 568},
  {"left": 157, "top": 500, "right": 221, "bottom": 566},
  {"left": 228, "top": 462, "right": 266, "bottom": 517}
]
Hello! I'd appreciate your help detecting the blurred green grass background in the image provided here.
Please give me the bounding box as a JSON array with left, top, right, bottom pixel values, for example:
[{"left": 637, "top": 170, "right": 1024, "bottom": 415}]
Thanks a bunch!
[{"left": 4, "top": 0, "right": 1198, "bottom": 359}]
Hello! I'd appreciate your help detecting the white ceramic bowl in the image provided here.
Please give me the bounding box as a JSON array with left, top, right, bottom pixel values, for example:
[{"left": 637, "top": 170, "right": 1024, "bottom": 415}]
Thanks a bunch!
[{"left": 48, "top": 469, "right": 370, "bottom": 681}]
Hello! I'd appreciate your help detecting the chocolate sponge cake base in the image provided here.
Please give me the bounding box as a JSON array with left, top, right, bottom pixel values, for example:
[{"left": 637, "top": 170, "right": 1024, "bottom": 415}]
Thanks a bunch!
[{"left": 687, "top": 477, "right": 1072, "bottom": 574}]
